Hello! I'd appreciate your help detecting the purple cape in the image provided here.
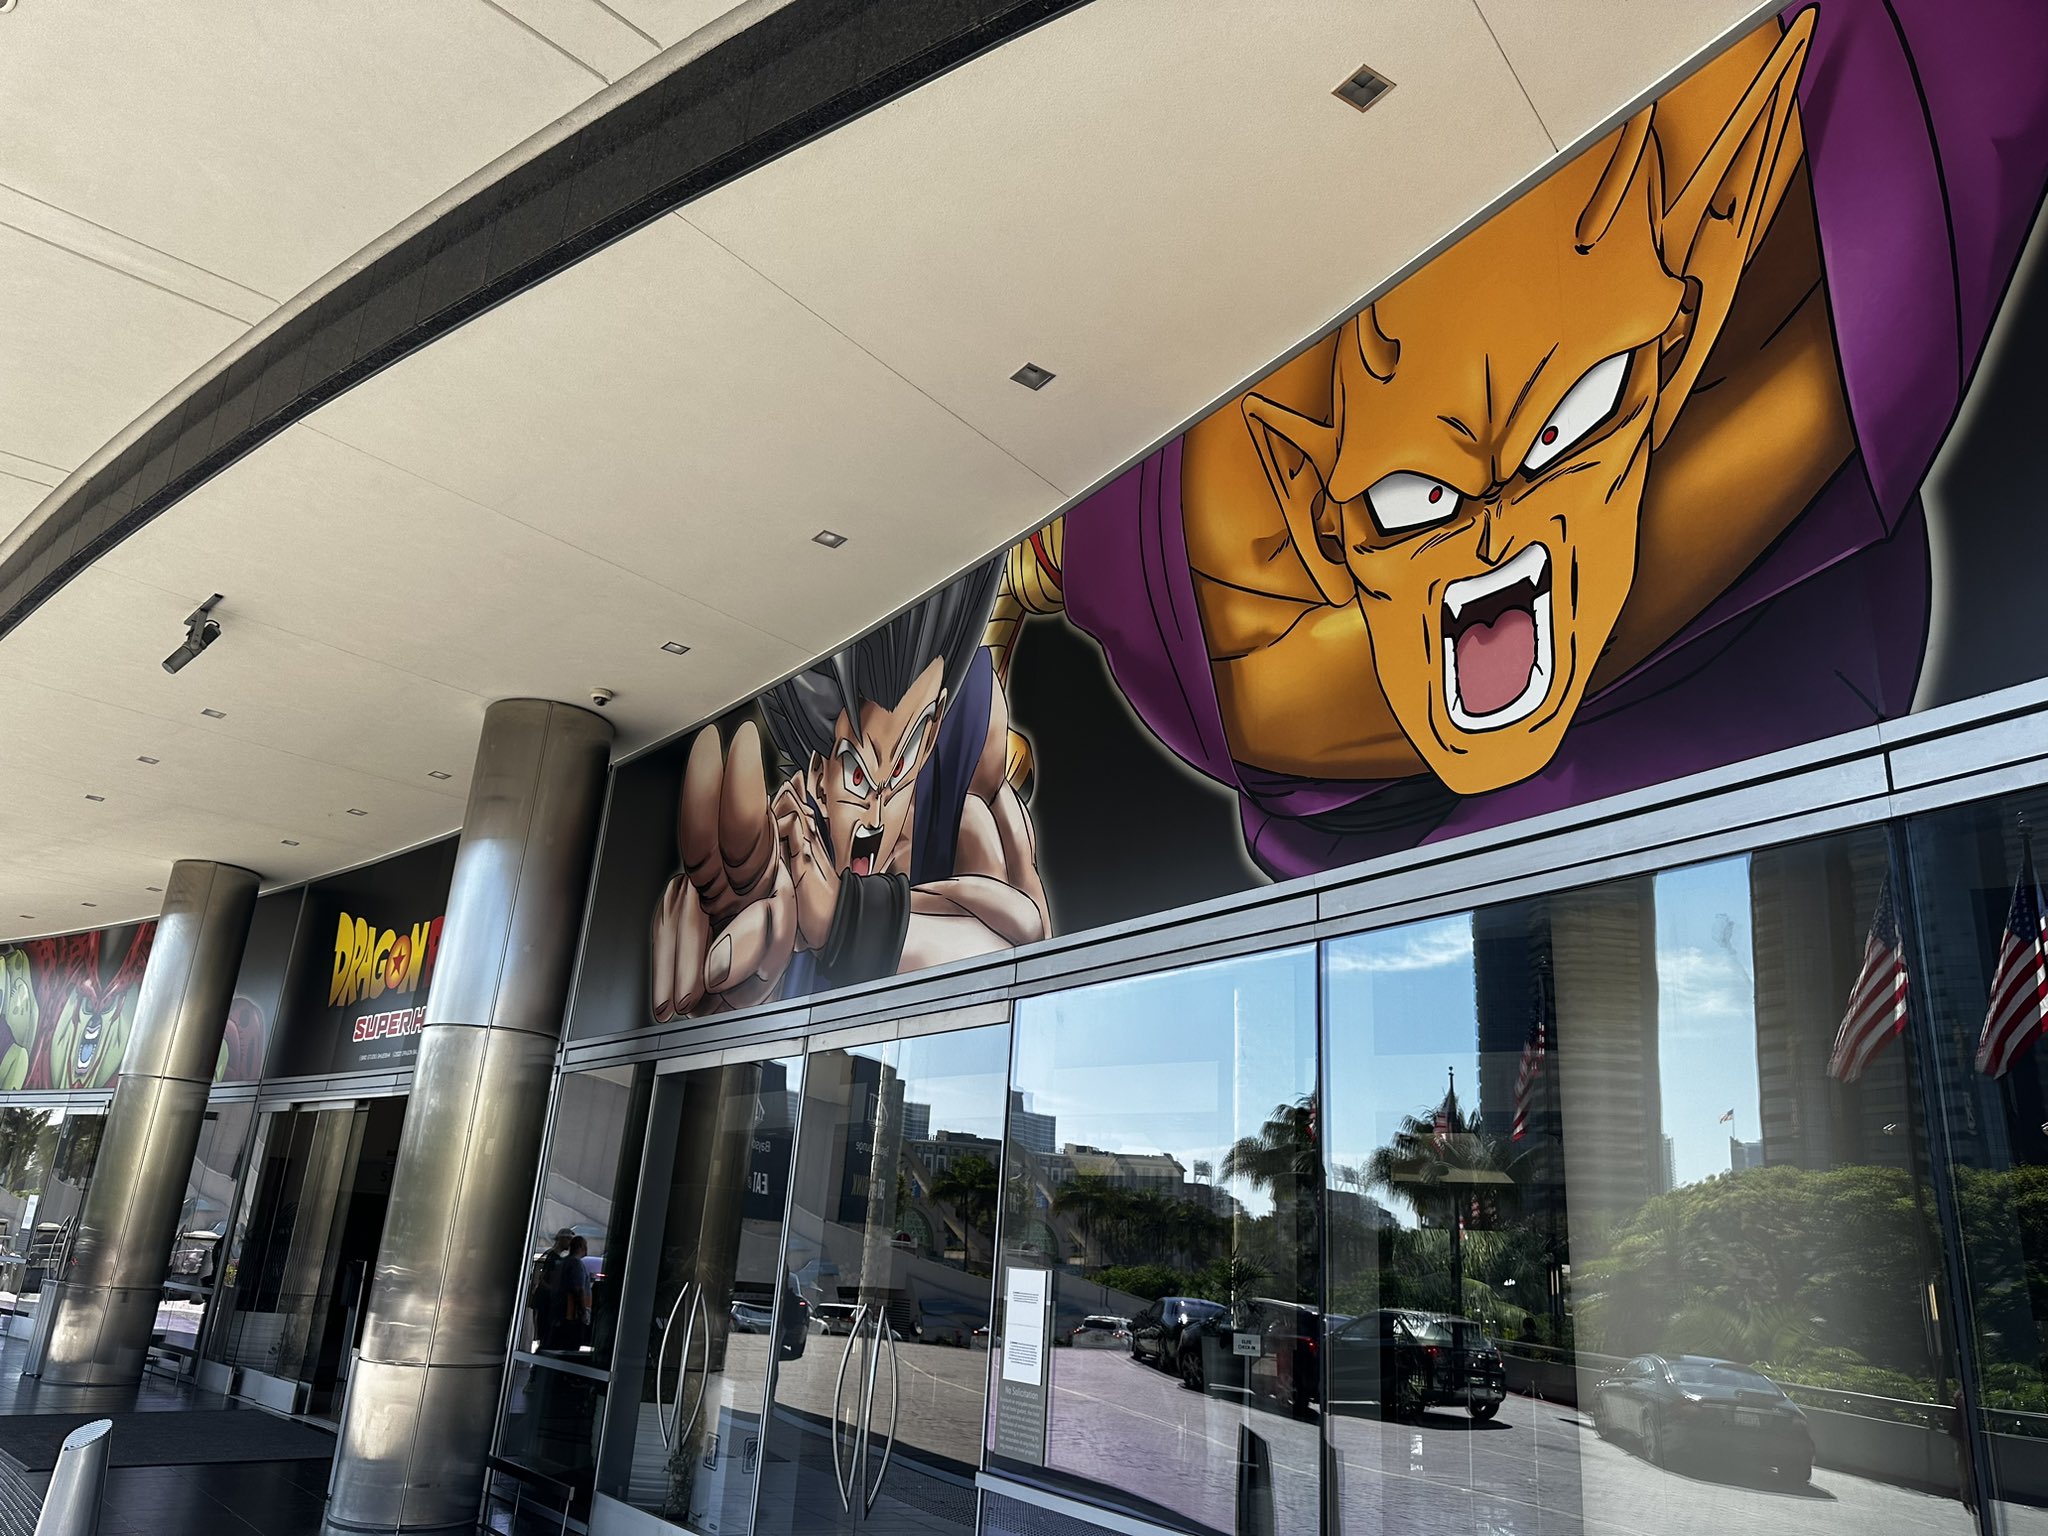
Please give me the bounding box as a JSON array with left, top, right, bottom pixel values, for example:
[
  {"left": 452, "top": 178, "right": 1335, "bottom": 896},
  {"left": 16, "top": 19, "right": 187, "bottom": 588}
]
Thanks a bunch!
[{"left": 1065, "top": 0, "right": 2048, "bottom": 879}]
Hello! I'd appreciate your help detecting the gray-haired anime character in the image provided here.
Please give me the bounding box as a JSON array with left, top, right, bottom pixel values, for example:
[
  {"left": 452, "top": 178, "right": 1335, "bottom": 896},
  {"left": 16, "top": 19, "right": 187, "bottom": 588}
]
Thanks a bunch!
[{"left": 652, "top": 557, "right": 1049, "bottom": 1018}]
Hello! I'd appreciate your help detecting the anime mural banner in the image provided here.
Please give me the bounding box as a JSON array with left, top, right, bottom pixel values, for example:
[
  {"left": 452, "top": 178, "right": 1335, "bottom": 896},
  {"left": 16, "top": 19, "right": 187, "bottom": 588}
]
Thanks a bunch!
[
  {"left": 0, "top": 923, "right": 272, "bottom": 1089},
  {"left": 638, "top": 0, "right": 2048, "bottom": 1023}
]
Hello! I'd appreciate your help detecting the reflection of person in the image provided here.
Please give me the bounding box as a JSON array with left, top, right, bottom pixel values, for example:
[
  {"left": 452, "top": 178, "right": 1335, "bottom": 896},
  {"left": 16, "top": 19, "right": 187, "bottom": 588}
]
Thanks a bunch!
[
  {"left": 651, "top": 558, "right": 1049, "bottom": 1017},
  {"left": 528, "top": 1228, "right": 573, "bottom": 1350},
  {"left": 561, "top": 1235, "right": 592, "bottom": 1350},
  {"left": 1038, "top": 2, "right": 2048, "bottom": 875}
]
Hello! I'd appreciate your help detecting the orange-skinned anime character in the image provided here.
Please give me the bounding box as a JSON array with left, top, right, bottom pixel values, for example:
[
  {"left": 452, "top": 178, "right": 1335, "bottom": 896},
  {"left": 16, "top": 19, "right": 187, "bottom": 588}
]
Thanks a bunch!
[{"left": 1017, "top": 1, "right": 2048, "bottom": 878}]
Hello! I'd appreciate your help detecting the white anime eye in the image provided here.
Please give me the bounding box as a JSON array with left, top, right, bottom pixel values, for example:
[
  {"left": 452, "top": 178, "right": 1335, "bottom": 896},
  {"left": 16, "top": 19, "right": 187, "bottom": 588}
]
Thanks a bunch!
[
  {"left": 1522, "top": 353, "right": 1630, "bottom": 475},
  {"left": 1365, "top": 471, "right": 1461, "bottom": 535},
  {"left": 838, "top": 745, "right": 870, "bottom": 797}
]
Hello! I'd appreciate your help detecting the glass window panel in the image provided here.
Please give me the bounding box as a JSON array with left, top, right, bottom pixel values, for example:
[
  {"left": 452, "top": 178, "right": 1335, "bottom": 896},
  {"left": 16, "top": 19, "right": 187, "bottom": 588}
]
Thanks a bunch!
[
  {"left": 992, "top": 949, "right": 1318, "bottom": 1536},
  {"left": 1323, "top": 834, "right": 1976, "bottom": 1536},
  {"left": 1905, "top": 783, "right": 2048, "bottom": 1528},
  {"left": 154, "top": 1101, "right": 253, "bottom": 1355}
]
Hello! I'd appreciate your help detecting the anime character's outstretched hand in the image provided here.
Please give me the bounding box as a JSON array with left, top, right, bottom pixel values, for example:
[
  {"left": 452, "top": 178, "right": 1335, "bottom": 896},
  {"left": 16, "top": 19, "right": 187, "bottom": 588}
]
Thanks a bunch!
[{"left": 651, "top": 720, "right": 798, "bottom": 1019}]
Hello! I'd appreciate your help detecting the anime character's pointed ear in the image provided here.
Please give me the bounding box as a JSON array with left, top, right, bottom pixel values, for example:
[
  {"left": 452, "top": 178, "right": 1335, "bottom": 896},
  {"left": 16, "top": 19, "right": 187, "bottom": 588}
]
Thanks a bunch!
[
  {"left": 1242, "top": 393, "right": 1356, "bottom": 608},
  {"left": 1652, "top": 8, "right": 1815, "bottom": 445}
]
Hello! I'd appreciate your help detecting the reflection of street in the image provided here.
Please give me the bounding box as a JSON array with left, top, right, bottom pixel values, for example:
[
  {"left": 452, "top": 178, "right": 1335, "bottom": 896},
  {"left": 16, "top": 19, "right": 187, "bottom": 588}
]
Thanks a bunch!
[
  {"left": 730, "top": 1330, "right": 991, "bottom": 1471},
  {"left": 1041, "top": 1352, "right": 1984, "bottom": 1536}
]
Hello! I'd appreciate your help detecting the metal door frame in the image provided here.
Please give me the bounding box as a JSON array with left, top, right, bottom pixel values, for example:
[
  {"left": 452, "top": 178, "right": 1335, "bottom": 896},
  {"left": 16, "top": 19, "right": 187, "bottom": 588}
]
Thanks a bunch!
[{"left": 589, "top": 1036, "right": 810, "bottom": 1536}]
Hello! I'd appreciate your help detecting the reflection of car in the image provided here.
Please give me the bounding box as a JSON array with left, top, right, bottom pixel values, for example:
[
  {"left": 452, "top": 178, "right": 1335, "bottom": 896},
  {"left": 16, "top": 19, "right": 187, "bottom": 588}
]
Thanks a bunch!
[
  {"left": 1129, "top": 1296, "right": 1227, "bottom": 1374},
  {"left": 1181, "top": 1299, "right": 1322, "bottom": 1417},
  {"left": 1071, "top": 1314, "right": 1130, "bottom": 1349},
  {"left": 1593, "top": 1354, "right": 1813, "bottom": 1485},
  {"left": 1328, "top": 1310, "right": 1506, "bottom": 1421},
  {"left": 814, "top": 1302, "right": 861, "bottom": 1336},
  {"left": 730, "top": 1300, "right": 775, "bottom": 1333}
]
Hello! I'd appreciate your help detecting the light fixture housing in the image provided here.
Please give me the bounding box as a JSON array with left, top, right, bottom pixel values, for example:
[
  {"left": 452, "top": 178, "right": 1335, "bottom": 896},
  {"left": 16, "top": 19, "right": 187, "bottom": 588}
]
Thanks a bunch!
[
  {"left": 163, "top": 593, "right": 225, "bottom": 675},
  {"left": 1011, "top": 363, "right": 1055, "bottom": 391},
  {"left": 1334, "top": 64, "right": 1394, "bottom": 113},
  {"left": 84, "top": 794, "right": 105, "bottom": 802},
  {"left": 281, "top": 839, "right": 300, "bottom": 846},
  {"left": 201, "top": 708, "right": 226, "bottom": 720},
  {"left": 347, "top": 808, "right": 369, "bottom": 817},
  {"left": 428, "top": 770, "right": 452, "bottom": 781},
  {"left": 137, "top": 756, "right": 159, "bottom": 765},
  {"left": 813, "top": 530, "right": 848, "bottom": 549},
  {"left": 661, "top": 641, "right": 691, "bottom": 656}
]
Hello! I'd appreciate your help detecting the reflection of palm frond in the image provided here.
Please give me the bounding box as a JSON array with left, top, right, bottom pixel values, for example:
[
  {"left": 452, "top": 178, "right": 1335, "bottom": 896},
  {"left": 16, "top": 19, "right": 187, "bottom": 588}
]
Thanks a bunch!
[{"left": 1364, "top": 1086, "right": 1528, "bottom": 1229}]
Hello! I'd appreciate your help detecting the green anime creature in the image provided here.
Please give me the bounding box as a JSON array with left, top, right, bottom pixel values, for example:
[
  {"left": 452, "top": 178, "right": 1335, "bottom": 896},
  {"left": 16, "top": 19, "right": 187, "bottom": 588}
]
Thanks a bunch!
[{"left": 0, "top": 950, "right": 34, "bottom": 1092}]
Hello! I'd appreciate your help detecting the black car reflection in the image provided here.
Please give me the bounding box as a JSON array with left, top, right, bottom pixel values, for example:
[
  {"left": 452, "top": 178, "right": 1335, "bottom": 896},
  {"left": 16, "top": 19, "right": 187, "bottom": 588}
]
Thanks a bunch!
[
  {"left": 1182, "top": 1299, "right": 1323, "bottom": 1417},
  {"left": 1593, "top": 1354, "right": 1813, "bottom": 1485},
  {"left": 1128, "top": 1296, "right": 1226, "bottom": 1376},
  {"left": 1327, "top": 1310, "right": 1505, "bottom": 1421}
]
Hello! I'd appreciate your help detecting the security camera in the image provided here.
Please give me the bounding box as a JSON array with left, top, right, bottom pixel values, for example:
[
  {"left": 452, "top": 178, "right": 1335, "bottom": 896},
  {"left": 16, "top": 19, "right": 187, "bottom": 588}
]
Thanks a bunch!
[
  {"left": 590, "top": 688, "right": 615, "bottom": 708},
  {"left": 163, "top": 594, "right": 224, "bottom": 675}
]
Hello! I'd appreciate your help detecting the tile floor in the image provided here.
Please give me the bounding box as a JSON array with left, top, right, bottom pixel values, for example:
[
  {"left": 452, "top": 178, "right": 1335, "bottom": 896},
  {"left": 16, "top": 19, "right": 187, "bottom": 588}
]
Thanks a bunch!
[{"left": 0, "top": 1334, "right": 332, "bottom": 1536}]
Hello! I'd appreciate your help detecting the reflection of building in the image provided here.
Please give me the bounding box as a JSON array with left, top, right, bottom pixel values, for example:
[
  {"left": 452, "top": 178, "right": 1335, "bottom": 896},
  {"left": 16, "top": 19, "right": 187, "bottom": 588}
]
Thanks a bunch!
[
  {"left": 1328, "top": 1187, "right": 1398, "bottom": 1231},
  {"left": 1008, "top": 1091, "right": 1055, "bottom": 1157},
  {"left": 900, "top": 1099, "right": 931, "bottom": 1143},
  {"left": 1657, "top": 1134, "right": 1677, "bottom": 1194},
  {"left": 1751, "top": 838, "right": 1910, "bottom": 1171},
  {"left": 1729, "top": 1137, "right": 1764, "bottom": 1173},
  {"left": 1550, "top": 879, "right": 1663, "bottom": 1226},
  {"left": 1062, "top": 1144, "right": 1186, "bottom": 1192}
]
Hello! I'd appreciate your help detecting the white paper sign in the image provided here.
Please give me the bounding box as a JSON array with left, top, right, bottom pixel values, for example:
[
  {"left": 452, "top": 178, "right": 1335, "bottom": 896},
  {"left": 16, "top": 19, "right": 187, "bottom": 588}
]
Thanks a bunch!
[
  {"left": 1002, "top": 1268, "right": 1048, "bottom": 1385},
  {"left": 1233, "top": 1331, "right": 1263, "bottom": 1357}
]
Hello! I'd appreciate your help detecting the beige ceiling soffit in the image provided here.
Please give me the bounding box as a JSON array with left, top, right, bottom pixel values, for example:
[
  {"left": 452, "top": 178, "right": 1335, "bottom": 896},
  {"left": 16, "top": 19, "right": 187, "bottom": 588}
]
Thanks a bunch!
[
  {"left": 610, "top": 0, "right": 1791, "bottom": 772},
  {"left": 0, "top": 183, "right": 277, "bottom": 323},
  {"left": 0, "top": 0, "right": 797, "bottom": 575},
  {"left": 0, "top": 451, "right": 63, "bottom": 491}
]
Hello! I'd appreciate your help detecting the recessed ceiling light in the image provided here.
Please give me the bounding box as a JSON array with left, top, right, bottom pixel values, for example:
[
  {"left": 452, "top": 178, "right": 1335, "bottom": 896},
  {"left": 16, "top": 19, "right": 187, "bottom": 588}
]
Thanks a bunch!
[
  {"left": 813, "top": 530, "right": 848, "bottom": 549},
  {"left": 146, "top": 886, "right": 161, "bottom": 893},
  {"left": 1333, "top": 64, "right": 1394, "bottom": 113},
  {"left": 660, "top": 641, "right": 691, "bottom": 656},
  {"left": 281, "top": 839, "right": 299, "bottom": 846},
  {"left": 428, "top": 770, "right": 452, "bottom": 781},
  {"left": 137, "top": 756, "right": 160, "bottom": 765},
  {"left": 1011, "top": 363, "right": 1055, "bottom": 391},
  {"left": 347, "top": 808, "right": 368, "bottom": 817},
  {"left": 17, "top": 916, "right": 30, "bottom": 922},
  {"left": 80, "top": 902, "right": 95, "bottom": 908},
  {"left": 84, "top": 794, "right": 105, "bottom": 803},
  {"left": 200, "top": 708, "right": 226, "bottom": 719}
]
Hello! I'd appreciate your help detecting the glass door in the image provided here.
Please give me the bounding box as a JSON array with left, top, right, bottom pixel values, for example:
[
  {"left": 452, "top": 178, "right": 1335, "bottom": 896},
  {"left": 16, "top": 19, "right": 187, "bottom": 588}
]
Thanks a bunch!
[
  {"left": 754, "top": 1024, "right": 1010, "bottom": 1536},
  {"left": 596, "top": 1053, "right": 804, "bottom": 1534},
  {"left": 0, "top": 1107, "right": 105, "bottom": 1349}
]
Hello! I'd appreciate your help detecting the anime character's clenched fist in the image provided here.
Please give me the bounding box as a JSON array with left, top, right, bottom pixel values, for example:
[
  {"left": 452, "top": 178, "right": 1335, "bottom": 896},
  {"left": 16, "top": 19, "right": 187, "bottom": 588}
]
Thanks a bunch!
[{"left": 651, "top": 722, "right": 796, "bottom": 1018}]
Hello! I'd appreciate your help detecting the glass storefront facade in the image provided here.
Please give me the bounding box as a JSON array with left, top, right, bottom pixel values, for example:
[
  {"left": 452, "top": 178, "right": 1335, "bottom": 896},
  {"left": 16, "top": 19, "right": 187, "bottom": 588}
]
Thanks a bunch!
[{"left": 509, "top": 769, "right": 2048, "bottom": 1536}]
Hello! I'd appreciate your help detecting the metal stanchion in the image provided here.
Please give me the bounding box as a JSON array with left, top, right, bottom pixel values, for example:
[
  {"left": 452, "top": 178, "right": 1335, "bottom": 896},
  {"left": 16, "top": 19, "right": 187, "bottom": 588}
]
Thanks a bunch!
[{"left": 33, "top": 1418, "right": 109, "bottom": 1536}]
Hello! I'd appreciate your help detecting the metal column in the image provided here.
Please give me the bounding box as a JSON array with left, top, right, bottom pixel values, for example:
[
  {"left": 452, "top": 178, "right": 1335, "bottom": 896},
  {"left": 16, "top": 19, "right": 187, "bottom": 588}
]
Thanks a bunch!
[
  {"left": 39, "top": 860, "right": 259, "bottom": 1386},
  {"left": 325, "top": 699, "right": 612, "bottom": 1534}
]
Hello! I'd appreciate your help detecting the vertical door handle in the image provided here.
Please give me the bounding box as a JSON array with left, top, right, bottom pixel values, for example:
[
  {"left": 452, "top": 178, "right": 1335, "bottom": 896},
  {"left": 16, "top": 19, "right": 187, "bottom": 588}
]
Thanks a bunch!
[
  {"left": 655, "top": 1281, "right": 693, "bottom": 1449},
  {"left": 831, "top": 1304, "right": 902, "bottom": 1516},
  {"left": 675, "top": 1284, "right": 711, "bottom": 1451}
]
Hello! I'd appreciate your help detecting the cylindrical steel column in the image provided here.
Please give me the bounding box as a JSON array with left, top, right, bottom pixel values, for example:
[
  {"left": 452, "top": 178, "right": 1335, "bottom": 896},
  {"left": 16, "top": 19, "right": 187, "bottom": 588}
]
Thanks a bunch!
[
  {"left": 39, "top": 860, "right": 259, "bottom": 1386},
  {"left": 326, "top": 699, "right": 611, "bottom": 1534}
]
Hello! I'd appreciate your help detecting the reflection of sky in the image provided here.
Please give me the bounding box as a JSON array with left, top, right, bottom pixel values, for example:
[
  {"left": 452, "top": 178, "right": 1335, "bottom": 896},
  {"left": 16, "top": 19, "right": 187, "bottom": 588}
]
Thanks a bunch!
[
  {"left": 1011, "top": 949, "right": 1318, "bottom": 1220},
  {"left": 1320, "top": 856, "right": 1766, "bottom": 1216},
  {"left": 1325, "top": 916, "right": 1478, "bottom": 1230},
  {"left": 1652, "top": 857, "right": 1762, "bottom": 1187},
  {"left": 848, "top": 1028, "right": 1011, "bottom": 1145}
]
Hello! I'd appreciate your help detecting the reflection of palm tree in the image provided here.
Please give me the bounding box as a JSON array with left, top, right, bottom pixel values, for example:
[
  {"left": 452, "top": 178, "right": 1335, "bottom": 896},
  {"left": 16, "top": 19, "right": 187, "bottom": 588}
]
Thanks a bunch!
[
  {"left": 1222, "top": 1096, "right": 1322, "bottom": 1298},
  {"left": 929, "top": 1153, "right": 1000, "bottom": 1249},
  {"left": 1366, "top": 1083, "right": 1524, "bottom": 1313},
  {"left": 1052, "top": 1174, "right": 1118, "bottom": 1262},
  {"left": 0, "top": 1109, "right": 48, "bottom": 1196}
]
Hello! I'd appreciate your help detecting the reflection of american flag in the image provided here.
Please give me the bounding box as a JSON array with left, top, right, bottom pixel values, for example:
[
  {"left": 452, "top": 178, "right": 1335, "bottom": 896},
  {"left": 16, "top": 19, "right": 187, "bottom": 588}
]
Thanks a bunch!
[
  {"left": 1975, "top": 844, "right": 2048, "bottom": 1078},
  {"left": 1826, "top": 875, "right": 1909, "bottom": 1083},
  {"left": 1510, "top": 1013, "right": 1546, "bottom": 1141}
]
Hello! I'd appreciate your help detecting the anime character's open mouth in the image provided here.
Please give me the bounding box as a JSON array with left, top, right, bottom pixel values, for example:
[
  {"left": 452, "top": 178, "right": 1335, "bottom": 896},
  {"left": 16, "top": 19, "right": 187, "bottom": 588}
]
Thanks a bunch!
[
  {"left": 848, "top": 824, "right": 885, "bottom": 876},
  {"left": 1442, "top": 543, "right": 1554, "bottom": 732}
]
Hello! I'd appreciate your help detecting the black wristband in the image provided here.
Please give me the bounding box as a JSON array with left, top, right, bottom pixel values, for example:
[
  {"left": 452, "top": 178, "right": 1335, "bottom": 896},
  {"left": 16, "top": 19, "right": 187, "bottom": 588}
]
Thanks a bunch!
[{"left": 817, "top": 869, "right": 911, "bottom": 988}]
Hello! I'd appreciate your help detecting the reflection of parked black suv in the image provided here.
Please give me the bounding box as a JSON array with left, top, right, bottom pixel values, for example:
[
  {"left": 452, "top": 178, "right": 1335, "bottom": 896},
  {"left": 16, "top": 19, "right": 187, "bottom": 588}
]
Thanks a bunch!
[
  {"left": 1129, "top": 1296, "right": 1226, "bottom": 1375},
  {"left": 1328, "top": 1310, "right": 1505, "bottom": 1420}
]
